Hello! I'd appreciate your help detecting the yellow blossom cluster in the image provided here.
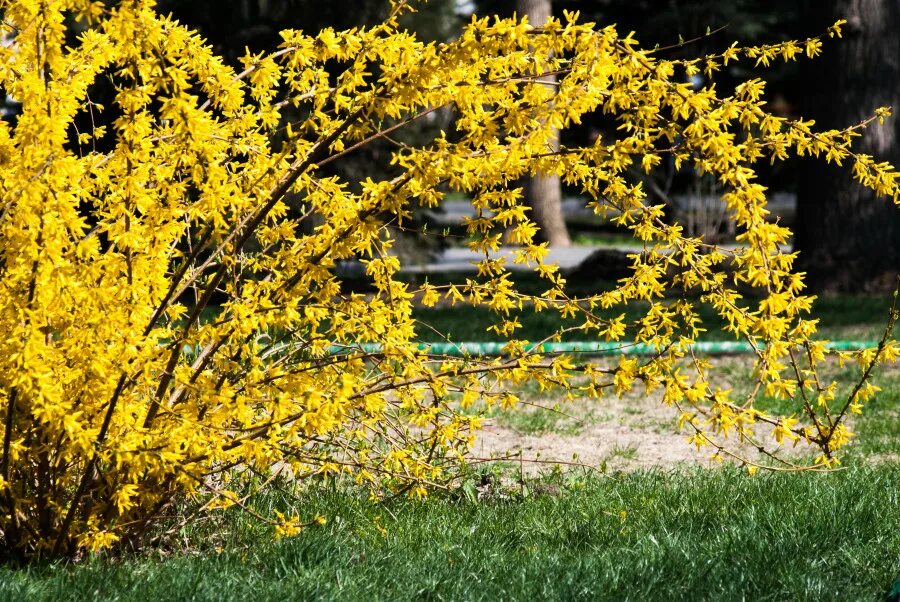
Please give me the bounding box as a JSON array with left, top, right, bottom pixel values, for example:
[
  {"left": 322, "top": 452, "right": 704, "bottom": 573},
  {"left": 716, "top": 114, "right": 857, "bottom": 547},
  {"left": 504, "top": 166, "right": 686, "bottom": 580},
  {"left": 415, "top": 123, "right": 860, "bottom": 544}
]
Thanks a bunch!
[{"left": 0, "top": 0, "right": 897, "bottom": 558}]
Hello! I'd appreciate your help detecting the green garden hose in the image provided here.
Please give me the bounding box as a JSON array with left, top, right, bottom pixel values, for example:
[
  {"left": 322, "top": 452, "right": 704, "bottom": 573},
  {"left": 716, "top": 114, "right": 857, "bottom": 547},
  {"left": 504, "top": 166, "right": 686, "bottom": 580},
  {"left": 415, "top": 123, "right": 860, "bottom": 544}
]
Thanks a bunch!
[{"left": 326, "top": 340, "right": 877, "bottom": 356}]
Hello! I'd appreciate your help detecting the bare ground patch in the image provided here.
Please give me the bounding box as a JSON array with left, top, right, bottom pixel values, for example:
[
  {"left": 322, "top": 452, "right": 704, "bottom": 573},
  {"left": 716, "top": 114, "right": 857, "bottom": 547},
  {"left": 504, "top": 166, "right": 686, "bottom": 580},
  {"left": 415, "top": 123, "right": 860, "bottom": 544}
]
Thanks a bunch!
[
  {"left": 474, "top": 392, "right": 711, "bottom": 472},
  {"left": 472, "top": 390, "right": 819, "bottom": 473},
  {"left": 470, "top": 355, "right": 889, "bottom": 473}
]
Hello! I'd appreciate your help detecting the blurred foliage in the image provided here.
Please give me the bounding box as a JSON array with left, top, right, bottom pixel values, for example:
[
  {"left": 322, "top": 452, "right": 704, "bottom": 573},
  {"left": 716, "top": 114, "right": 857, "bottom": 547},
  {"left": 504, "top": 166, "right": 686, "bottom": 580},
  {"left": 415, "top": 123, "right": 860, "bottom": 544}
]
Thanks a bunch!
[
  {"left": 157, "top": 0, "right": 461, "bottom": 61},
  {"left": 154, "top": 0, "right": 463, "bottom": 259}
]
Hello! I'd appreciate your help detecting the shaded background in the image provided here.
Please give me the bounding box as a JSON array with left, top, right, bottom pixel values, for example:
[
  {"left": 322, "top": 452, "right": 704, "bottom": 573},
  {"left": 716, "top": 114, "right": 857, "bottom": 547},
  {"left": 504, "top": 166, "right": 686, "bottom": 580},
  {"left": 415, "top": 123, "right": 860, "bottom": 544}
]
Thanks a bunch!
[{"left": 46, "top": 0, "right": 900, "bottom": 292}]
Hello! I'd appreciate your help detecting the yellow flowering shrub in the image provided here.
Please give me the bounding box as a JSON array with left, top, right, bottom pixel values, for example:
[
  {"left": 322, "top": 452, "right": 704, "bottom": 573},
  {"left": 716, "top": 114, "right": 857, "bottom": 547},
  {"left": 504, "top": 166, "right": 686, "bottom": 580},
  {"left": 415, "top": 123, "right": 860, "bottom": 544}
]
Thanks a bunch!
[{"left": 0, "top": 0, "right": 898, "bottom": 559}]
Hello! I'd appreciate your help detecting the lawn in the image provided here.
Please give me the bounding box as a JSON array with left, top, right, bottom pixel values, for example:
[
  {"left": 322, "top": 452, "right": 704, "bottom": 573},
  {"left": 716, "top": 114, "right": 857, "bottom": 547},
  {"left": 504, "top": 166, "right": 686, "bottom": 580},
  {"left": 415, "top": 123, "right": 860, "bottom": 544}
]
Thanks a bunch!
[
  {"left": 2, "top": 293, "right": 898, "bottom": 601},
  {"left": 405, "top": 271, "right": 895, "bottom": 343},
  {"left": 3, "top": 461, "right": 899, "bottom": 600}
]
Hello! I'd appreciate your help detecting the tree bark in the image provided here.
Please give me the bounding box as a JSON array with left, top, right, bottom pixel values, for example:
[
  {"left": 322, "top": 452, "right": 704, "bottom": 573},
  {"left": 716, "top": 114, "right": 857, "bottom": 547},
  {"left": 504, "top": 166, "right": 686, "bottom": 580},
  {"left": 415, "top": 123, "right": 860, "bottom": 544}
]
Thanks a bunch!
[
  {"left": 794, "top": 0, "right": 900, "bottom": 293},
  {"left": 516, "top": 0, "right": 571, "bottom": 247}
]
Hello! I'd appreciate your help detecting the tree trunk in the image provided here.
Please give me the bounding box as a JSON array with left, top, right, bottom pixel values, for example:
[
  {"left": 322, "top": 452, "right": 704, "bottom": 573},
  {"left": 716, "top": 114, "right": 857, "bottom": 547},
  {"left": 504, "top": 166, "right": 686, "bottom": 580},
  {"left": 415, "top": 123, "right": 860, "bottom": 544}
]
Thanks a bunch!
[
  {"left": 794, "top": 0, "right": 900, "bottom": 293},
  {"left": 516, "top": 0, "right": 571, "bottom": 247}
]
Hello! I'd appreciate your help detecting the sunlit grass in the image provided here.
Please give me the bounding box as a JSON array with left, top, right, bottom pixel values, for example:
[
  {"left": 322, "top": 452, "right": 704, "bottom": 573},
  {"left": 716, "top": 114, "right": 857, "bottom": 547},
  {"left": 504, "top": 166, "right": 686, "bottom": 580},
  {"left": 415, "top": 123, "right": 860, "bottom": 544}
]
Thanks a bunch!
[
  {"left": 4, "top": 293, "right": 898, "bottom": 601},
  {"left": 5, "top": 460, "right": 900, "bottom": 600}
]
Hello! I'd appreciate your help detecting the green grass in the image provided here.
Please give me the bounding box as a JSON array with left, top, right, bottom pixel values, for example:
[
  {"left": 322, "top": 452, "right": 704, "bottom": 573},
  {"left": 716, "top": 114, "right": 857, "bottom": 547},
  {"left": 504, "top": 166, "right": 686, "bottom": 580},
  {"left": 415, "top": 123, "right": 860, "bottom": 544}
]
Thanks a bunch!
[
  {"left": 571, "top": 229, "right": 639, "bottom": 247},
  {"left": 494, "top": 403, "right": 586, "bottom": 436},
  {"left": 202, "top": 270, "right": 894, "bottom": 344},
  {"left": 4, "top": 461, "right": 900, "bottom": 601},
  {"left": 409, "top": 281, "right": 895, "bottom": 343},
  {"left": 605, "top": 443, "right": 639, "bottom": 462},
  {"left": 3, "top": 373, "right": 899, "bottom": 601},
  {"left": 0, "top": 378, "right": 900, "bottom": 601},
  {"left": 496, "top": 405, "right": 568, "bottom": 435},
  {"left": 6, "top": 292, "right": 898, "bottom": 600},
  {"left": 846, "top": 379, "right": 900, "bottom": 460}
]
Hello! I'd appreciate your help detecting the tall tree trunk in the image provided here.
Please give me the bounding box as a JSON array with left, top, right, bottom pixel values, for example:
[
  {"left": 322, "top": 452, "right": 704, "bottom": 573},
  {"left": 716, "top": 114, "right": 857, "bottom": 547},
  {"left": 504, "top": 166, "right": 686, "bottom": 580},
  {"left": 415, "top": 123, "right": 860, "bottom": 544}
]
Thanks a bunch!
[
  {"left": 794, "top": 0, "right": 900, "bottom": 293},
  {"left": 516, "top": 0, "right": 571, "bottom": 247}
]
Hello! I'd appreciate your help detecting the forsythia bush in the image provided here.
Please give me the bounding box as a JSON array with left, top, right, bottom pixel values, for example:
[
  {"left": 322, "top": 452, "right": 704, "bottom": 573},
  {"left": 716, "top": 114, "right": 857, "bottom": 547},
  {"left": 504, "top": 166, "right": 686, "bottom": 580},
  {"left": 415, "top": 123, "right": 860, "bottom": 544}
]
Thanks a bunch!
[{"left": 0, "top": 0, "right": 898, "bottom": 559}]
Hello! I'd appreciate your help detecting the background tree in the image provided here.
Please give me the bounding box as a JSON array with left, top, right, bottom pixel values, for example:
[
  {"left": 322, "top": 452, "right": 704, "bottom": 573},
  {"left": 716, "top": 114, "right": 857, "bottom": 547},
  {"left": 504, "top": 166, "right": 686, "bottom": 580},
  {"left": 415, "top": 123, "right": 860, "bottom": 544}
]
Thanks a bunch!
[
  {"left": 581, "top": 0, "right": 900, "bottom": 293},
  {"left": 158, "top": 0, "right": 459, "bottom": 58},
  {"left": 793, "top": 0, "right": 900, "bottom": 293},
  {"left": 478, "top": 0, "right": 794, "bottom": 245},
  {"left": 155, "top": 0, "right": 461, "bottom": 259},
  {"left": 514, "top": 0, "right": 571, "bottom": 246},
  {"left": 163, "top": 0, "right": 900, "bottom": 276}
]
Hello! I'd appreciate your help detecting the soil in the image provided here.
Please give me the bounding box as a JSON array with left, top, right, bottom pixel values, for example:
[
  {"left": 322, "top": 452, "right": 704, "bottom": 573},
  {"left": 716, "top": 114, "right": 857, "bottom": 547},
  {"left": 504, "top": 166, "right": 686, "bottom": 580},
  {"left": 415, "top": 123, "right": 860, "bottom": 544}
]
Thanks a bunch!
[
  {"left": 471, "top": 357, "right": 827, "bottom": 474},
  {"left": 474, "top": 394, "right": 712, "bottom": 473}
]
